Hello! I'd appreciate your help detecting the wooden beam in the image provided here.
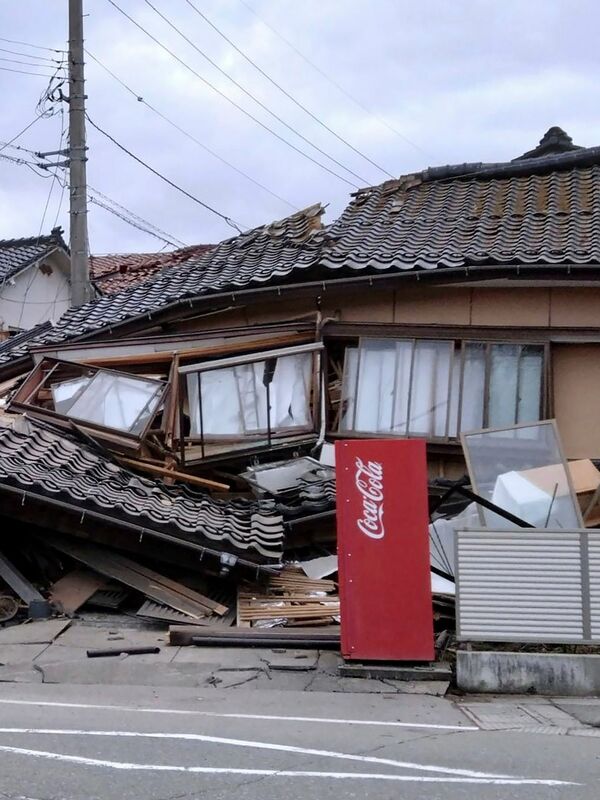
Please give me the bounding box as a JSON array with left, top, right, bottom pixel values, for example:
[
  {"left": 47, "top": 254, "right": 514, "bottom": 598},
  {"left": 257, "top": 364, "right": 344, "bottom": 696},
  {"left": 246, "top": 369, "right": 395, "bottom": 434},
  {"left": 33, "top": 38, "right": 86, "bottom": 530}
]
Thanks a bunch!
[{"left": 117, "top": 457, "right": 229, "bottom": 492}]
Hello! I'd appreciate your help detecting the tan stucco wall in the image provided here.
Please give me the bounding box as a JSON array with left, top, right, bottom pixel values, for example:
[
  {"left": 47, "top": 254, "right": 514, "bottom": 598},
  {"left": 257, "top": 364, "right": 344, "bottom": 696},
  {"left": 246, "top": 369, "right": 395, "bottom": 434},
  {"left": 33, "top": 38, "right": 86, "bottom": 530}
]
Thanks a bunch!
[
  {"left": 553, "top": 344, "right": 600, "bottom": 459},
  {"left": 169, "top": 284, "right": 600, "bottom": 331},
  {"left": 196, "top": 285, "right": 600, "bottom": 329}
]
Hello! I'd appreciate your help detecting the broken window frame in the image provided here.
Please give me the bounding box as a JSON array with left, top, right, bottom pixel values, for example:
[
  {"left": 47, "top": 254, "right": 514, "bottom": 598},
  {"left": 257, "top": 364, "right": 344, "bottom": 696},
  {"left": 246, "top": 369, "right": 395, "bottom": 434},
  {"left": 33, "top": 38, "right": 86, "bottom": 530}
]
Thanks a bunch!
[
  {"left": 178, "top": 342, "right": 324, "bottom": 461},
  {"left": 460, "top": 419, "right": 584, "bottom": 529},
  {"left": 9, "top": 357, "right": 169, "bottom": 447},
  {"left": 337, "top": 336, "right": 547, "bottom": 442}
]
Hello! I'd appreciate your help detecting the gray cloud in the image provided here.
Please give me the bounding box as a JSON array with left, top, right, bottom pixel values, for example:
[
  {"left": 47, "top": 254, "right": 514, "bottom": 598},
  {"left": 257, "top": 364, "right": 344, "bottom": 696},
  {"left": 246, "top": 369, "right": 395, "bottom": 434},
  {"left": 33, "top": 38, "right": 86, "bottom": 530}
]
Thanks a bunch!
[{"left": 1, "top": 0, "right": 599, "bottom": 253}]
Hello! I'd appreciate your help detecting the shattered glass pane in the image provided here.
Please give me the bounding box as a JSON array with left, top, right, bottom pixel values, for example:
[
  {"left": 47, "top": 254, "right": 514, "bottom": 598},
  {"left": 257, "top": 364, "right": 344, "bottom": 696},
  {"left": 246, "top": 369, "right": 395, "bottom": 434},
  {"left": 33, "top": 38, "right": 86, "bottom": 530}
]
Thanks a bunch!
[
  {"left": 462, "top": 421, "right": 581, "bottom": 530},
  {"left": 63, "top": 371, "right": 163, "bottom": 434},
  {"left": 51, "top": 376, "right": 91, "bottom": 415}
]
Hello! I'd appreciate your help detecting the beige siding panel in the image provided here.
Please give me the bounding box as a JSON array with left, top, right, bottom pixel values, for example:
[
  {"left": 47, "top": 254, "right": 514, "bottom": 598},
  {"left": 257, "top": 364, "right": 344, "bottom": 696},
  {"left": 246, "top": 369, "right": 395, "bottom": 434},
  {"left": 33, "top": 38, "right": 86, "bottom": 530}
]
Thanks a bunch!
[
  {"left": 394, "top": 287, "right": 471, "bottom": 324},
  {"left": 245, "top": 298, "right": 315, "bottom": 324},
  {"left": 550, "top": 288, "right": 600, "bottom": 327},
  {"left": 331, "top": 290, "right": 394, "bottom": 322},
  {"left": 169, "top": 308, "right": 249, "bottom": 333},
  {"left": 471, "top": 288, "right": 550, "bottom": 326},
  {"left": 553, "top": 344, "right": 600, "bottom": 459}
]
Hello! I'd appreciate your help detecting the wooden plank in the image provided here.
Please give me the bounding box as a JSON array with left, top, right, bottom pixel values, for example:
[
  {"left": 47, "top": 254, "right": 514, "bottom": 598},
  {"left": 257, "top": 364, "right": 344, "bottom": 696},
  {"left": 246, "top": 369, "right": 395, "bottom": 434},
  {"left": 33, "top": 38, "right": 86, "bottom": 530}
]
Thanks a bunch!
[
  {"left": 169, "top": 625, "right": 340, "bottom": 646},
  {"left": 73, "top": 332, "right": 311, "bottom": 368},
  {"left": 47, "top": 537, "right": 225, "bottom": 620},
  {"left": 49, "top": 569, "right": 107, "bottom": 614},
  {"left": 96, "top": 554, "right": 229, "bottom": 616},
  {"left": 117, "top": 457, "right": 229, "bottom": 492}
]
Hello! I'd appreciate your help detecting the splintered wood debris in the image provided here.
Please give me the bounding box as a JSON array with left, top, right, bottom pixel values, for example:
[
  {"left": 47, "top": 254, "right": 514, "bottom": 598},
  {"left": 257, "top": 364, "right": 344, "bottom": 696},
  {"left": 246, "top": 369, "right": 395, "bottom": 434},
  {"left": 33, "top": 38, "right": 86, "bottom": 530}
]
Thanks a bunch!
[{"left": 237, "top": 566, "right": 340, "bottom": 626}]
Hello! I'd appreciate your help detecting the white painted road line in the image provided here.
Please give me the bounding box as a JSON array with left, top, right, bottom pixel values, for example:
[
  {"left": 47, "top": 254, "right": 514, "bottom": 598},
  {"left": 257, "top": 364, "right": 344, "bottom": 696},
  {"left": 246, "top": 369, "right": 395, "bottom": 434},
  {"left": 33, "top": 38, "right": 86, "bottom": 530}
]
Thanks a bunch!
[
  {"left": 0, "top": 745, "right": 577, "bottom": 786},
  {"left": 0, "top": 728, "right": 500, "bottom": 778},
  {"left": 0, "top": 699, "right": 478, "bottom": 731}
]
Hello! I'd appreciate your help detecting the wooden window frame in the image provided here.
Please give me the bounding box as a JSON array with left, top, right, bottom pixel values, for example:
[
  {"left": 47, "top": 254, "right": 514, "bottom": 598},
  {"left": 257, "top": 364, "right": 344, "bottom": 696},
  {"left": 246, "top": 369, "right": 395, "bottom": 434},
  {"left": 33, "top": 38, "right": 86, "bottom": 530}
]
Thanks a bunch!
[{"left": 335, "top": 336, "right": 547, "bottom": 444}]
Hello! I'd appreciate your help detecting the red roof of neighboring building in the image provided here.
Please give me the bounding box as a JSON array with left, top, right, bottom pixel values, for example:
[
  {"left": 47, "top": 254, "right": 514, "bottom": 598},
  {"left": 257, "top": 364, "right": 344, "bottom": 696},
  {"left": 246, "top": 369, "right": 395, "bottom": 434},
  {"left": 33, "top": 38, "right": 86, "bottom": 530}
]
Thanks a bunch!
[{"left": 90, "top": 244, "right": 214, "bottom": 294}]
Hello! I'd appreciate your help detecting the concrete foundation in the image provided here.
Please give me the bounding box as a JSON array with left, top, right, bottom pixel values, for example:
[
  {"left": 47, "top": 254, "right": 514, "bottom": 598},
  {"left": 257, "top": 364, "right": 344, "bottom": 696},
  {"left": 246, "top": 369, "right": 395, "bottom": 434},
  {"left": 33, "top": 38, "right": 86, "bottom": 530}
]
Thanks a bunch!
[{"left": 457, "top": 650, "right": 600, "bottom": 696}]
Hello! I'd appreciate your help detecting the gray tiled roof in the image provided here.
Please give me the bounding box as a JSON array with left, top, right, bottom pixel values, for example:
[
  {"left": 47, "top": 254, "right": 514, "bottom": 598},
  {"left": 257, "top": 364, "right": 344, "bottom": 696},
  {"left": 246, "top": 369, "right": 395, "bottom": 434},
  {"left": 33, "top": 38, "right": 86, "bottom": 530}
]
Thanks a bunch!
[
  {"left": 0, "top": 205, "right": 325, "bottom": 367},
  {"left": 0, "top": 228, "right": 67, "bottom": 283},
  {"left": 0, "top": 419, "right": 285, "bottom": 561},
  {"left": 322, "top": 161, "right": 600, "bottom": 273},
  {"left": 1, "top": 131, "right": 600, "bottom": 370}
]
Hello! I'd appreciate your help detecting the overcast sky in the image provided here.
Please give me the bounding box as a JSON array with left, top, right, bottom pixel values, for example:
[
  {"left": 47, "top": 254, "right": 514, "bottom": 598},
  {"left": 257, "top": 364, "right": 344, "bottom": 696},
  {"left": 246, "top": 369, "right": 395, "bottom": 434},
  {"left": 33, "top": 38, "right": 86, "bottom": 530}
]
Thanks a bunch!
[{"left": 0, "top": 0, "right": 599, "bottom": 254}]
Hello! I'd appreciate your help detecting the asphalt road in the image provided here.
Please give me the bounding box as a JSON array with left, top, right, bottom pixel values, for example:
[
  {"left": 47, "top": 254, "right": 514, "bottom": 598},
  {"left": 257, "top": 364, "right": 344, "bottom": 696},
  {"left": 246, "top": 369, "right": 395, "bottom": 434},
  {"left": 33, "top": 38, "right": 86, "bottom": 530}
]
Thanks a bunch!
[{"left": 0, "top": 682, "right": 598, "bottom": 800}]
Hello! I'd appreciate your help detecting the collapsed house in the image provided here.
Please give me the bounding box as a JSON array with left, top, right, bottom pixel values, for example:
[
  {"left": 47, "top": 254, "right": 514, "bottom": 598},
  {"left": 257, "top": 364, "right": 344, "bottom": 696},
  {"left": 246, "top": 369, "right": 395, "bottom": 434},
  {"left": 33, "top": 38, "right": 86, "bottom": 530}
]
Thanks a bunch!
[{"left": 1, "top": 126, "right": 599, "bottom": 641}]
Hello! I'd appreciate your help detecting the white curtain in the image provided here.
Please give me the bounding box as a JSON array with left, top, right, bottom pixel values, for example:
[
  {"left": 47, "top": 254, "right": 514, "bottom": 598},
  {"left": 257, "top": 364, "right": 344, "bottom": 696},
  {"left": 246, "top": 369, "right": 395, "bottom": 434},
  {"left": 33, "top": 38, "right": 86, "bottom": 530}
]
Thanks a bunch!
[
  {"left": 341, "top": 338, "right": 452, "bottom": 437},
  {"left": 340, "top": 338, "right": 543, "bottom": 438},
  {"left": 457, "top": 342, "right": 486, "bottom": 433},
  {"left": 188, "top": 353, "right": 313, "bottom": 437},
  {"left": 408, "top": 340, "right": 452, "bottom": 437}
]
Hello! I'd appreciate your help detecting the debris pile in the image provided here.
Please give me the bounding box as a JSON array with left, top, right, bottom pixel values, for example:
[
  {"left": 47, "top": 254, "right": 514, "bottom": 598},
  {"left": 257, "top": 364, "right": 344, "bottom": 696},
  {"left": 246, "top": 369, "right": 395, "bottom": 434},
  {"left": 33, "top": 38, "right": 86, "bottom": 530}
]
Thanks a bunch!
[{"left": 0, "top": 322, "right": 463, "bottom": 653}]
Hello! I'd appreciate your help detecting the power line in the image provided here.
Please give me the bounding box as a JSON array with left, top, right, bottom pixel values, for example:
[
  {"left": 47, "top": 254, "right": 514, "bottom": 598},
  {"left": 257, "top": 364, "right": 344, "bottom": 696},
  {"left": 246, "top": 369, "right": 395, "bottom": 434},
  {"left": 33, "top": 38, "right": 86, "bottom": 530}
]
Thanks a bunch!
[
  {"left": 0, "top": 36, "right": 65, "bottom": 53},
  {"left": 185, "top": 0, "right": 394, "bottom": 180},
  {"left": 86, "top": 49, "right": 298, "bottom": 212},
  {"left": 0, "top": 65, "right": 59, "bottom": 79},
  {"left": 143, "top": 0, "right": 368, "bottom": 185},
  {"left": 105, "top": 0, "right": 360, "bottom": 189},
  {"left": 0, "top": 115, "right": 44, "bottom": 154},
  {"left": 86, "top": 114, "right": 246, "bottom": 234},
  {"left": 51, "top": 111, "right": 68, "bottom": 230},
  {"left": 88, "top": 185, "right": 187, "bottom": 248},
  {"left": 0, "top": 151, "right": 50, "bottom": 175},
  {"left": 237, "top": 0, "right": 435, "bottom": 160},
  {"left": 0, "top": 56, "right": 64, "bottom": 70},
  {"left": 143, "top": 0, "right": 369, "bottom": 185},
  {"left": 89, "top": 196, "right": 183, "bottom": 248},
  {"left": 0, "top": 46, "right": 63, "bottom": 63}
]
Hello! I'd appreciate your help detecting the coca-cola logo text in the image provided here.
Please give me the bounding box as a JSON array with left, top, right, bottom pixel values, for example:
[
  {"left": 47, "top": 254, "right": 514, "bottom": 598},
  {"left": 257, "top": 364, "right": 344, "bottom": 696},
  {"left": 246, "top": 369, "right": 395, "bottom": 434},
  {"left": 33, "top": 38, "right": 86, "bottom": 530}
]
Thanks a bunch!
[{"left": 355, "top": 457, "right": 385, "bottom": 539}]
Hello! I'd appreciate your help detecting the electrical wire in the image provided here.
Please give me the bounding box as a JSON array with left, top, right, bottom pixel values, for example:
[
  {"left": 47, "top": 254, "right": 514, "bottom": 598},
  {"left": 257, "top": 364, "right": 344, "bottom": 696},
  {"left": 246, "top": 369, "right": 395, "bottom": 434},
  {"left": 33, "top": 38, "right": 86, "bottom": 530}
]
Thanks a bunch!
[
  {"left": 0, "top": 36, "right": 65, "bottom": 53},
  {"left": 105, "top": 0, "right": 360, "bottom": 189},
  {"left": 237, "top": 0, "right": 435, "bottom": 160},
  {"left": 51, "top": 165, "right": 68, "bottom": 230},
  {"left": 0, "top": 65, "right": 59, "bottom": 79},
  {"left": 0, "top": 46, "right": 64, "bottom": 63},
  {"left": 0, "top": 56, "right": 64, "bottom": 70},
  {"left": 0, "top": 115, "right": 44, "bottom": 154},
  {"left": 86, "top": 114, "right": 246, "bottom": 233},
  {"left": 144, "top": 0, "right": 369, "bottom": 185},
  {"left": 0, "top": 150, "right": 54, "bottom": 180},
  {"left": 89, "top": 196, "right": 183, "bottom": 248},
  {"left": 88, "top": 184, "right": 187, "bottom": 248},
  {"left": 86, "top": 49, "right": 298, "bottom": 212},
  {"left": 185, "top": 0, "right": 394, "bottom": 180}
]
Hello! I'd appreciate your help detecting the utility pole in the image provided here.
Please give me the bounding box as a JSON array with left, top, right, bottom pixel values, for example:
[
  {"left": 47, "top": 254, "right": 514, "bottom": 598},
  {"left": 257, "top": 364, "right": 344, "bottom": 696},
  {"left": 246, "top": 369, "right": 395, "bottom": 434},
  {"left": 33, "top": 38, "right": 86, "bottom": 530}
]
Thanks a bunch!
[{"left": 68, "top": 0, "right": 91, "bottom": 307}]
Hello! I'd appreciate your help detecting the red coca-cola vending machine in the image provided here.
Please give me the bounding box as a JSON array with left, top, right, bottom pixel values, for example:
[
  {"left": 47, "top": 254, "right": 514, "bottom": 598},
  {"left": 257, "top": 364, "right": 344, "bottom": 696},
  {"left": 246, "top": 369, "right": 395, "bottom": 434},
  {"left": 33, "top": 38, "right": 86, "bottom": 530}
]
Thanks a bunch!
[{"left": 335, "top": 439, "right": 434, "bottom": 661}]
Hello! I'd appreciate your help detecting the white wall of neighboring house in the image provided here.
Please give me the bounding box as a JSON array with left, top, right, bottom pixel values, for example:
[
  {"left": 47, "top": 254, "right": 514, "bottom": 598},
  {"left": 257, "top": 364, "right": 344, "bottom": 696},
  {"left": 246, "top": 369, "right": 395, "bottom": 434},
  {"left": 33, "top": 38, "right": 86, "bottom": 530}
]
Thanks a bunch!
[{"left": 0, "top": 251, "right": 72, "bottom": 331}]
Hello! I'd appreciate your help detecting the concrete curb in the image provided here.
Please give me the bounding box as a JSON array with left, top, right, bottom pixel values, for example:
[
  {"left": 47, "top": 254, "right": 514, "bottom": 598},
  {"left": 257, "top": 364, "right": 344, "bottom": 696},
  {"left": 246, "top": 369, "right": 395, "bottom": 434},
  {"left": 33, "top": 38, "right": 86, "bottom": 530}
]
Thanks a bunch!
[{"left": 457, "top": 650, "right": 600, "bottom": 695}]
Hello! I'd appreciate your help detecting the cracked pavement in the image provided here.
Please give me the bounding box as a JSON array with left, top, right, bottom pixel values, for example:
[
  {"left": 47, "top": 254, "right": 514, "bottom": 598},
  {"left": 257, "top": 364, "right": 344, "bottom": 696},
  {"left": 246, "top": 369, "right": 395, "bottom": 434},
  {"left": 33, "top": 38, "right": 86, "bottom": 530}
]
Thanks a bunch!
[{"left": 0, "top": 681, "right": 599, "bottom": 800}]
